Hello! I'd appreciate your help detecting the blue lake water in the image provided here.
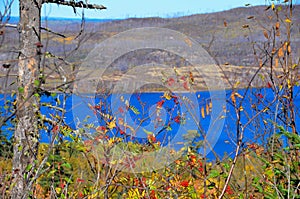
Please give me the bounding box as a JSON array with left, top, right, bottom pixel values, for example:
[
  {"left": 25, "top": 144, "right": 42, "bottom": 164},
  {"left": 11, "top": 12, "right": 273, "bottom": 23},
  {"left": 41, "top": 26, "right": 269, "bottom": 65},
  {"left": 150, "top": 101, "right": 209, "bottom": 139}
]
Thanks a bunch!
[{"left": 1, "top": 87, "right": 299, "bottom": 160}]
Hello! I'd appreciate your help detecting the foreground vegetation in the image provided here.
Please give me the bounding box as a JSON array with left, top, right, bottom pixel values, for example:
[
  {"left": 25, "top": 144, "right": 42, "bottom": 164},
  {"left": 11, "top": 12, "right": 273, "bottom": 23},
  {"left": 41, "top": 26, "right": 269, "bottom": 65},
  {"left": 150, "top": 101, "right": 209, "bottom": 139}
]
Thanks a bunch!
[{"left": 0, "top": 124, "right": 299, "bottom": 198}]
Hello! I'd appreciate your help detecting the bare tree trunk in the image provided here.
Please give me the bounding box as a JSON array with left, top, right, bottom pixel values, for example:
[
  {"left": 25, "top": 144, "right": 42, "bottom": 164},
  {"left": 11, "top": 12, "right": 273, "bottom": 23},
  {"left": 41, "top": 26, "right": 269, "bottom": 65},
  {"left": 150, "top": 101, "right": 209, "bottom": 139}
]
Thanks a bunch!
[{"left": 12, "top": 0, "right": 42, "bottom": 198}]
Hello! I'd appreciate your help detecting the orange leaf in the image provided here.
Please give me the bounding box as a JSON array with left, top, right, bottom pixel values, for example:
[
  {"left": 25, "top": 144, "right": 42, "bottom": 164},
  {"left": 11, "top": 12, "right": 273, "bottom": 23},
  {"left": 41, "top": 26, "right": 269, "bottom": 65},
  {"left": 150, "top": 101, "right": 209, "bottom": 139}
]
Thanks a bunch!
[
  {"left": 206, "top": 103, "right": 210, "bottom": 115},
  {"left": 231, "top": 93, "right": 236, "bottom": 104},
  {"left": 263, "top": 30, "right": 269, "bottom": 39},
  {"left": 259, "top": 59, "right": 263, "bottom": 67},
  {"left": 275, "top": 58, "right": 279, "bottom": 67},
  {"left": 275, "top": 21, "right": 280, "bottom": 30},
  {"left": 184, "top": 38, "right": 193, "bottom": 47},
  {"left": 276, "top": 30, "right": 281, "bottom": 37},
  {"left": 288, "top": 45, "right": 291, "bottom": 54},
  {"left": 189, "top": 71, "right": 194, "bottom": 84},
  {"left": 278, "top": 47, "right": 284, "bottom": 57},
  {"left": 201, "top": 106, "right": 205, "bottom": 118}
]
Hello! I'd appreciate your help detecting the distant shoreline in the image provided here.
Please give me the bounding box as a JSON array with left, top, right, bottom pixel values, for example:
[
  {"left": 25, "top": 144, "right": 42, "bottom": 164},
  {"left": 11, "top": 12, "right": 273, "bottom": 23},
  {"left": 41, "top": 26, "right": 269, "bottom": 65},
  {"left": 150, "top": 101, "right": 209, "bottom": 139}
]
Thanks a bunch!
[{"left": 4, "top": 16, "right": 121, "bottom": 24}]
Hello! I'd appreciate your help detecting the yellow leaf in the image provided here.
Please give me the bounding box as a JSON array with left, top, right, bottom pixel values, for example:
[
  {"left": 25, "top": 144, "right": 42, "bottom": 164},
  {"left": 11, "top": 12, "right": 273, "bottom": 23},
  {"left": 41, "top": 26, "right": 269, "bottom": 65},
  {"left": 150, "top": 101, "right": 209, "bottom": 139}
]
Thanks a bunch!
[
  {"left": 163, "top": 92, "right": 172, "bottom": 100},
  {"left": 107, "top": 119, "right": 116, "bottom": 129},
  {"left": 234, "top": 81, "right": 240, "bottom": 88},
  {"left": 285, "top": 18, "right": 292, "bottom": 23},
  {"left": 55, "top": 187, "right": 61, "bottom": 194},
  {"left": 271, "top": 3, "right": 275, "bottom": 10},
  {"left": 234, "top": 92, "right": 243, "bottom": 99},
  {"left": 125, "top": 100, "right": 129, "bottom": 107},
  {"left": 287, "top": 79, "right": 292, "bottom": 89},
  {"left": 284, "top": 42, "right": 288, "bottom": 51},
  {"left": 143, "top": 128, "right": 153, "bottom": 135},
  {"left": 263, "top": 107, "right": 269, "bottom": 112}
]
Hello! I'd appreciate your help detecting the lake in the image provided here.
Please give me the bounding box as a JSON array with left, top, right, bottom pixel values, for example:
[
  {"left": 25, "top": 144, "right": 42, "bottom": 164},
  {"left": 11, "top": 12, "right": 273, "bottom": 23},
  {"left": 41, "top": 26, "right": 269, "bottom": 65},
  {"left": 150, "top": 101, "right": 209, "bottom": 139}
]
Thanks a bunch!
[{"left": 1, "top": 86, "right": 299, "bottom": 160}]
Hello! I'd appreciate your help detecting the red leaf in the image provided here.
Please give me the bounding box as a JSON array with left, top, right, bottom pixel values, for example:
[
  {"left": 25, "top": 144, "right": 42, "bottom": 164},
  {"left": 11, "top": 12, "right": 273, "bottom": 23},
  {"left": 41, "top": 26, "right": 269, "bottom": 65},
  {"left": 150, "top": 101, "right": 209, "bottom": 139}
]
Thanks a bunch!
[
  {"left": 76, "top": 178, "right": 85, "bottom": 183},
  {"left": 190, "top": 155, "right": 196, "bottom": 160},
  {"left": 78, "top": 192, "right": 84, "bottom": 198},
  {"left": 225, "top": 185, "right": 234, "bottom": 195},
  {"left": 180, "top": 180, "right": 189, "bottom": 187},
  {"left": 94, "top": 105, "right": 101, "bottom": 110},
  {"left": 35, "top": 42, "right": 43, "bottom": 48},
  {"left": 118, "top": 107, "right": 124, "bottom": 113},
  {"left": 52, "top": 125, "right": 59, "bottom": 133},
  {"left": 256, "top": 93, "right": 264, "bottom": 99},
  {"left": 183, "top": 81, "right": 189, "bottom": 90},
  {"left": 198, "top": 166, "right": 204, "bottom": 173},
  {"left": 134, "top": 178, "right": 139, "bottom": 186},
  {"left": 59, "top": 182, "right": 65, "bottom": 189},
  {"left": 150, "top": 190, "right": 157, "bottom": 199},
  {"left": 96, "top": 126, "right": 106, "bottom": 132},
  {"left": 84, "top": 140, "right": 93, "bottom": 146},
  {"left": 167, "top": 77, "right": 175, "bottom": 86},
  {"left": 157, "top": 100, "right": 165, "bottom": 108},
  {"left": 174, "top": 115, "right": 181, "bottom": 123},
  {"left": 147, "top": 134, "right": 156, "bottom": 143},
  {"left": 267, "top": 82, "right": 272, "bottom": 88}
]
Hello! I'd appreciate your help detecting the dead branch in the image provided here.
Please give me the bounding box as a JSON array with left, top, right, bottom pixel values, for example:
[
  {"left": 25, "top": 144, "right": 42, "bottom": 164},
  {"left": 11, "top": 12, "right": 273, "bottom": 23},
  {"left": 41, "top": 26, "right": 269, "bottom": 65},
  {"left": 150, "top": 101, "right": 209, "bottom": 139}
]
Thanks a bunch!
[{"left": 42, "top": 0, "right": 107, "bottom": 10}]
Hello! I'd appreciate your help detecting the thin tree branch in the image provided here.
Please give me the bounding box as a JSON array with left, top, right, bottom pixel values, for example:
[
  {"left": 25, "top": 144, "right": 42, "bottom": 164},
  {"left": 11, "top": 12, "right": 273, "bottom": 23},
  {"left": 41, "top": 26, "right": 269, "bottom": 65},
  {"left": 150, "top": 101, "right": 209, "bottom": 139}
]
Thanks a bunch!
[
  {"left": 42, "top": 0, "right": 107, "bottom": 10},
  {"left": 0, "top": 23, "right": 17, "bottom": 28},
  {"left": 0, "top": 23, "right": 66, "bottom": 38},
  {"left": 41, "top": 27, "right": 66, "bottom": 38}
]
